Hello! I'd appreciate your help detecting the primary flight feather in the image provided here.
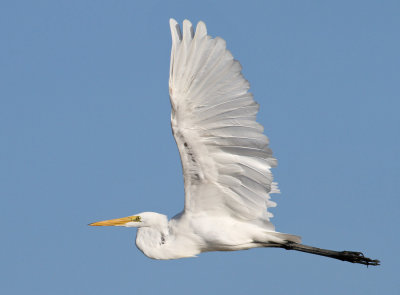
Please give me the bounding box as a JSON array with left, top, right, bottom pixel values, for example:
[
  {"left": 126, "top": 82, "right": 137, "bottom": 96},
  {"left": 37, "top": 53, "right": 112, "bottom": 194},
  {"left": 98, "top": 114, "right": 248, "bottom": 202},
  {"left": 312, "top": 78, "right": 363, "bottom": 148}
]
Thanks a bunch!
[{"left": 90, "top": 19, "right": 379, "bottom": 266}]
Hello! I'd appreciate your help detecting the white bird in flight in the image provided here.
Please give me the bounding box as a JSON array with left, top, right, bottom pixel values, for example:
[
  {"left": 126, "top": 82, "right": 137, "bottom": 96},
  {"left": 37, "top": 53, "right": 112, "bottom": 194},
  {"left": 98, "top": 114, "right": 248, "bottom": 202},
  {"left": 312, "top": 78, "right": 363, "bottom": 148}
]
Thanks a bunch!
[{"left": 90, "top": 19, "right": 379, "bottom": 266}]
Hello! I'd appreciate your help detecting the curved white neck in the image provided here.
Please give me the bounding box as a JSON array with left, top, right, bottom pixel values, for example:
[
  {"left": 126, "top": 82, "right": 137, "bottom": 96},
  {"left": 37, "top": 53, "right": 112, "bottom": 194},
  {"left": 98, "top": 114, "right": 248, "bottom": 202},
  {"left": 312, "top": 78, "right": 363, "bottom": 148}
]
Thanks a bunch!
[
  {"left": 134, "top": 214, "right": 200, "bottom": 260},
  {"left": 135, "top": 224, "right": 170, "bottom": 259}
]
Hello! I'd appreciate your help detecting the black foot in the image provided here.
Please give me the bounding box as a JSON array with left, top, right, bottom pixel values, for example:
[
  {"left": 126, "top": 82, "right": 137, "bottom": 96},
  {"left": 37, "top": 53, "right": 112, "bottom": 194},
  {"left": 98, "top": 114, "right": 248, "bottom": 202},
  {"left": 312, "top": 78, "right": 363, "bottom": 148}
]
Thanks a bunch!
[{"left": 339, "top": 251, "right": 380, "bottom": 266}]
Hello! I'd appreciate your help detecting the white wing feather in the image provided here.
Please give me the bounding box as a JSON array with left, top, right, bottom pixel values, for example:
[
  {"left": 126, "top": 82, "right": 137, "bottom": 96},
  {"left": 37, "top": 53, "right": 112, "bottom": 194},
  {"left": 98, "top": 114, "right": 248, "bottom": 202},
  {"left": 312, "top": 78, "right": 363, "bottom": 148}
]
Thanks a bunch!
[{"left": 169, "top": 19, "right": 279, "bottom": 228}]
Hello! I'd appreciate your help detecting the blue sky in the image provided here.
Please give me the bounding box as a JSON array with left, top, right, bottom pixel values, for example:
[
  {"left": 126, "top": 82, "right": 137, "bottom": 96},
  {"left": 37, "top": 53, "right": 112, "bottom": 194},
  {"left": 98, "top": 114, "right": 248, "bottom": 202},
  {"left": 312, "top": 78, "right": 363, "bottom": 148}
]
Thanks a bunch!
[{"left": 1, "top": 0, "right": 399, "bottom": 294}]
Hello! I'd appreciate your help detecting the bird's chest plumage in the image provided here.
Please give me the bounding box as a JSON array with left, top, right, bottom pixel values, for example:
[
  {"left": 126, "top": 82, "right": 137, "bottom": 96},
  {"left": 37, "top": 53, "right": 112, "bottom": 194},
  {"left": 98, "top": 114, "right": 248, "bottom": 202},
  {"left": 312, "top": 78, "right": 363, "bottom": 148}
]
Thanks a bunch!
[{"left": 135, "top": 227, "right": 200, "bottom": 260}]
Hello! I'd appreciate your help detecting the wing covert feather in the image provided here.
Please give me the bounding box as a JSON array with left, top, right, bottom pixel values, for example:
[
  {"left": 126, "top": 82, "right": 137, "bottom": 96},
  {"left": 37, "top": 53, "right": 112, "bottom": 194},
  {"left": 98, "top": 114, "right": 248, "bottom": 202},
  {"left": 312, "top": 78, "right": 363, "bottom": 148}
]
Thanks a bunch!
[{"left": 169, "top": 19, "right": 279, "bottom": 227}]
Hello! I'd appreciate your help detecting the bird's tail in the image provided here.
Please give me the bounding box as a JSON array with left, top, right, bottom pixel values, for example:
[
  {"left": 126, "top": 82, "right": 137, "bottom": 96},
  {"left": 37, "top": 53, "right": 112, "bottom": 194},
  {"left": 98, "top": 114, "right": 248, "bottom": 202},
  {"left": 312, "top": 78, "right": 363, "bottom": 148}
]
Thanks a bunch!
[{"left": 267, "top": 232, "right": 302, "bottom": 244}]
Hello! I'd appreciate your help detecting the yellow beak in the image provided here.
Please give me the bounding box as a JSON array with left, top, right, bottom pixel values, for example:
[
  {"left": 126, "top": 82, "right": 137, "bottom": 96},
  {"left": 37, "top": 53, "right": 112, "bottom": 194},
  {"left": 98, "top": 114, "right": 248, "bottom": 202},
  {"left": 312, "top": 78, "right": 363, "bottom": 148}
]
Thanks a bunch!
[{"left": 89, "top": 215, "right": 141, "bottom": 226}]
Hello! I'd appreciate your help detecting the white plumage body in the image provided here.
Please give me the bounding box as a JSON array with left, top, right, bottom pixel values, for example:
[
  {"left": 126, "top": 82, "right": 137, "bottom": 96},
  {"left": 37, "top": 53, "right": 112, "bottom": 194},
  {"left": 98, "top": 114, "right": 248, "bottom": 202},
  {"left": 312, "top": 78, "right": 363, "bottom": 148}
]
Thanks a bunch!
[{"left": 135, "top": 212, "right": 299, "bottom": 260}]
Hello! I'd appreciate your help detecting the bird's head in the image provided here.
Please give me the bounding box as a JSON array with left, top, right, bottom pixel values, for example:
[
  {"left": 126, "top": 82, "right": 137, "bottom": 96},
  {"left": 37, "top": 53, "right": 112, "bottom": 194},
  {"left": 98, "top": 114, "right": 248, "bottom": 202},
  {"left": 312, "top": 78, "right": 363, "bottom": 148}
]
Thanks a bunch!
[{"left": 89, "top": 212, "right": 167, "bottom": 228}]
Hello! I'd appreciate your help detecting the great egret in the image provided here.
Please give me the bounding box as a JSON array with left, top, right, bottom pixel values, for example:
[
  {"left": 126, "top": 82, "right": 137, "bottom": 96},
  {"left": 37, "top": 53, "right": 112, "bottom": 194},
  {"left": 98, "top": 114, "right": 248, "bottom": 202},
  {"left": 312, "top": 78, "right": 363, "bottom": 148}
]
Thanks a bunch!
[{"left": 90, "top": 19, "right": 379, "bottom": 266}]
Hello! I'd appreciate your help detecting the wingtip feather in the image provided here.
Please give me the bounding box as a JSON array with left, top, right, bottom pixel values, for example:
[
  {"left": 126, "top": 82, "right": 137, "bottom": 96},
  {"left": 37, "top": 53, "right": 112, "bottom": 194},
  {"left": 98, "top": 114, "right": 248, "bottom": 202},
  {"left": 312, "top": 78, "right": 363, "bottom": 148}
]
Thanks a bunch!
[
  {"left": 182, "top": 19, "right": 194, "bottom": 41},
  {"left": 169, "top": 18, "right": 182, "bottom": 44},
  {"left": 195, "top": 21, "right": 207, "bottom": 38}
]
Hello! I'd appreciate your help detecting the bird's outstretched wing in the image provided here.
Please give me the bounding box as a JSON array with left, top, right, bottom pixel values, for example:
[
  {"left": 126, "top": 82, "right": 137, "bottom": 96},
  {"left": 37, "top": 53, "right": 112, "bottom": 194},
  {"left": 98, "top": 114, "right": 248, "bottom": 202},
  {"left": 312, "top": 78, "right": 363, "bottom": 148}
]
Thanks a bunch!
[{"left": 169, "top": 19, "right": 278, "bottom": 226}]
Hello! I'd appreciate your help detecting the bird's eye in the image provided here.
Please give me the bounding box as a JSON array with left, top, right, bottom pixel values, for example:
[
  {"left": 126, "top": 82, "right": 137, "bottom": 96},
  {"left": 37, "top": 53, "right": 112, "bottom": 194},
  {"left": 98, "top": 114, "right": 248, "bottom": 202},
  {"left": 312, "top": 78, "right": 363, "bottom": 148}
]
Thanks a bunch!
[{"left": 136, "top": 216, "right": 141, "bottom": 222}]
